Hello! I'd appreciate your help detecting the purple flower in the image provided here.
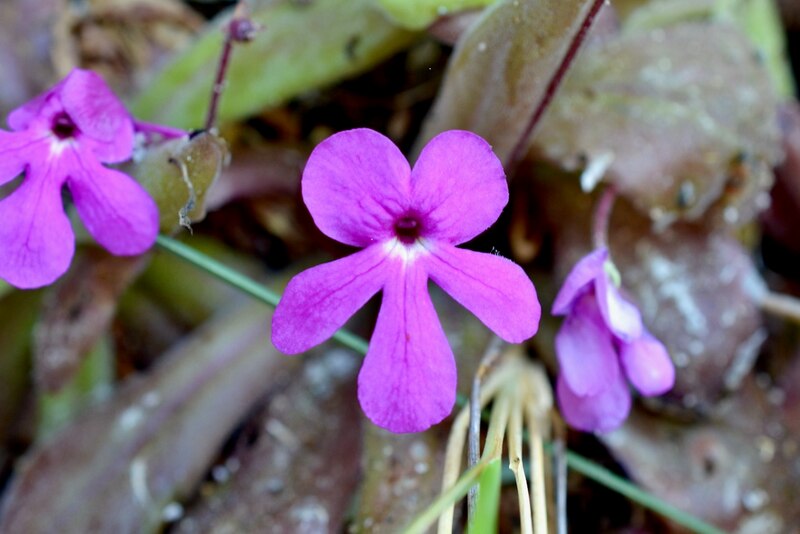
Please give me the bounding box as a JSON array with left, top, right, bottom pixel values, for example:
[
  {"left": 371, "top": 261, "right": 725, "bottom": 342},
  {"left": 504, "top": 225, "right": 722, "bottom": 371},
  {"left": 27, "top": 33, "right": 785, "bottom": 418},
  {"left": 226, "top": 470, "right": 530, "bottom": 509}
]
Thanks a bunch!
[
  {"left": 552, "top": 248, "right": 675, "bottom": 432},
  {"left": 271, "top": 128, "right": 541, "bottom": 433},
  {"left": 0, "top": 69, "right": 158, "bottom": 289}
]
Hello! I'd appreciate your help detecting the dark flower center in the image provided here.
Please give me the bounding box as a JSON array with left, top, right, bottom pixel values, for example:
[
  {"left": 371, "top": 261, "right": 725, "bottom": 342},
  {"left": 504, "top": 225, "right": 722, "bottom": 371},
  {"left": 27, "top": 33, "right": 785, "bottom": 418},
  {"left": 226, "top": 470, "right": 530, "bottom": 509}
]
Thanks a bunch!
[
  {"left": 51, "top": 112, "right": 79, "bottom": 140},
  {"left": 394, "top": 215, "right": 422, "bottom": 244}
]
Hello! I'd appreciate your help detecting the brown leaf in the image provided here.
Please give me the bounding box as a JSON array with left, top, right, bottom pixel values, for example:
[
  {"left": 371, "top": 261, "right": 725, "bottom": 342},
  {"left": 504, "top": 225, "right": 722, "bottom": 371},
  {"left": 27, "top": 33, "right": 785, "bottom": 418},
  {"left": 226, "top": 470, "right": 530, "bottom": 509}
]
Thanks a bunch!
[
  {"left": 53, "top": 0, "right": 203, "bottom": 95},
  {"left": 604, "top": 357, "right": 800, "bottom": 532},
  {"left": 175, "top": 347, "right": 362, "bottom": 532},
  {"left": 33, "top": 249, "right": 145, "bottom": 393},
  {"left": 0, "top": 300, "right": 290, "bottom": 534},
  {"left": 532, "top": 23, "right": 782, "bottom": 226},
  {"left": 609, "top": 210, "right": 767, "bottom": 411},
  {"left": 355, "top": 425, "right": 450, "bottom": 531}
]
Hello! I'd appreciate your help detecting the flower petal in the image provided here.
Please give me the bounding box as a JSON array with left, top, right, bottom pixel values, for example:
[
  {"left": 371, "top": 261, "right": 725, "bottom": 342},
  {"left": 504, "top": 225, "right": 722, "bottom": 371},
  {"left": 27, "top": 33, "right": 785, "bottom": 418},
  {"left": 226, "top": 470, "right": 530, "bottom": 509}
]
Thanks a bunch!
[
  {"left": 7, "top": 83, "right": 64, "bottom": 131},
  {"left": 557, "top": 373, "right": 631, "bottom": 433},
  {"left": 425, "top": 243, "right": 539, "bottom": 343},
  {"left": 358, "top": 260, "right": 456, "bottom": 433},
  {"left": 8, "top": 69, "right": 134, "bottom": 163},
  {"left": 410, "top": 130, "right": 507, "bottom": 245},
  {"left": 0, "top": 164, "right": 73, "bottom": 288},
  {"left": 620, "top": 331, "right": 675, "bottom": 396},
  {"left": 0, "top": 131, "right": 44, "bottom": 187},
  {"left": 272, "top": 245, "right": 388, "bottom": 354},
  {"left": 595, "top": 272, "right": 643, "bottom": 341},
  {"left": 555, "top": 294, "right": 619, "bottom": 396},
  {"left": 552, "top": 248, "right": 608, "bottom": 315},
  {"left": 302, "top": 129, "right": 411, "bottom": 247},
  {"left": 67, "top": 153, "right": 158, "bottom": 255},
  {"left": 60, "top": 70, "right": 134, "bottom": 163}
]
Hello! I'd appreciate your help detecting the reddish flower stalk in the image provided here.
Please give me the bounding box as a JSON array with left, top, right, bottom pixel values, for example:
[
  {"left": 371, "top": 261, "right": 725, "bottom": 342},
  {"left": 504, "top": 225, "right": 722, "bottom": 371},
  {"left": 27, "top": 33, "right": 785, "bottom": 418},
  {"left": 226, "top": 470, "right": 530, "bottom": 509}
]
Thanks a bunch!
[
  {"left": 205, "top": 1, "right": 260, "bottom": 130},
  {"left": 507, "top": 0, "right": 608, "bottom": 172},
  {"left": 592, "top": 184, "right": 617, "bottom": 250}
]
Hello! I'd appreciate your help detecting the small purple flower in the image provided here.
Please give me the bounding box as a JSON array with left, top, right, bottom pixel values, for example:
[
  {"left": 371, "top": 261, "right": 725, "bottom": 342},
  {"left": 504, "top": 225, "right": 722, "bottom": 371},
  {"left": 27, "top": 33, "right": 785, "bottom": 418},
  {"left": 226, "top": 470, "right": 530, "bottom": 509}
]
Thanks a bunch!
[
  {"left": 272, "top": 128, "right": 541, "bottom": 433},
  {"left": 0, "top": 69, "right": 158, "bottom": 289},
  {"left": 552, "top": 248, "right": 675, "bottom": 432}
]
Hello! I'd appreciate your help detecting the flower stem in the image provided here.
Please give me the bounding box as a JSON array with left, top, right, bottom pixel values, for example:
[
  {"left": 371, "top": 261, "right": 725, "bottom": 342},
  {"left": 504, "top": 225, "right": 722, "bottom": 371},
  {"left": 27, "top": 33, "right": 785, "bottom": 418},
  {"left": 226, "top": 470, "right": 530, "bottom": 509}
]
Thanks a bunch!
[
  {"left": 591, "top": 184, "right": 617, "bottom": 250},
  {"left": 507, "top": 0, "right": 607, "bottom": 172},
  {"left": 205, "top": 1, "right": 260, "bottom": 130},
  {"left": 563, "top": 449, "right": 725, "bottom": 534},
  {"left": 759, "top": 290, "right": 800, "bottom": 324},
  {"left": 154, "top": 235, "right": 369, "bottom": 355}
]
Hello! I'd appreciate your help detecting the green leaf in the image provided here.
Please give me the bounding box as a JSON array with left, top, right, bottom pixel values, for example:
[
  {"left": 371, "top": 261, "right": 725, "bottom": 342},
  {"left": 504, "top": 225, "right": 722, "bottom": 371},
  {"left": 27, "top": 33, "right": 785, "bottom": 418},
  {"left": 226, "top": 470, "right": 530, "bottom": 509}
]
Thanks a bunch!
[
  {"left": 0, "top": 290, "right": 40, "bottom": 455},
  {"left": 468, "top": 458, "right": 502, "bottom": 534},
  {"left": 729, "top": 0, "right": 795, "bottom": 98},
  {"left": 131, "top": 0, "right": 417, "bottom": 128},
  {"left": 0, "top": 280, "right": 11, "bottom": 299},
  {"left": 374, "top": 0, "right": 496, "bottom": 29}
]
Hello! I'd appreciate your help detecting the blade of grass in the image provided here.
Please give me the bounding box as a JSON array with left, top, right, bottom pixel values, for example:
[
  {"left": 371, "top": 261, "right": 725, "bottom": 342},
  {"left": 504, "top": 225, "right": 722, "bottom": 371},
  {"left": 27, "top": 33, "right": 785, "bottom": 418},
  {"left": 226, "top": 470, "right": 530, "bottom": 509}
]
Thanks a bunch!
[
  {"left": 468, "top": 458, "right": 502, "bottom": 534},
  {"left": 405, "top": 461, "right": 489, "bottom": 534},
  {"left": 155, "top": 235, "right": 369, "bottom": 354},
  {"left": 563, "top": 449, "right": 725, "bottom": 534}
]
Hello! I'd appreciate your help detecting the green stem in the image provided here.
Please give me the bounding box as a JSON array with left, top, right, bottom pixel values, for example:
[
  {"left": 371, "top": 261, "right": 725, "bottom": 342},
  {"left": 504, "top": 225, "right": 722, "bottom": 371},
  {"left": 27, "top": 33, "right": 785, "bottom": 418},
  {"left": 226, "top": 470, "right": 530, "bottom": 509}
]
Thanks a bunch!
[
  {"left": 155, "top": 235, "right": 369, "bottom": 355},
  {"left": 564, "top": 450, "right": 725, "bottom": 534}
]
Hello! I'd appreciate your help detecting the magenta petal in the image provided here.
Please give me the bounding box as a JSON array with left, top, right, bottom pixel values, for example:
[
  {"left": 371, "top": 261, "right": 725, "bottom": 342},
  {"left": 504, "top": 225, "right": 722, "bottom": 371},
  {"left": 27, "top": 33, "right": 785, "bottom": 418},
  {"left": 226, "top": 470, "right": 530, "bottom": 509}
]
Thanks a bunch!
[
  {"left": 552, "top": 248, "right": 608, "bottom": 315},
  {"left": 358, "top": 261, "right": 456, "bottom": 433},
  {"left": 555, "top": 294, "right": 619, "bottom": 396},
  {"left": 595, "top": 273, "right": 642, "bottom": 341},
  {"left": 0, "top": 166, "right": 73, "bottom": 289},
  {"left": 557, "top": 373, "right": 631, "bottom": 433},
  {"left": 302, "top": 129, "right": 410, "bottom": 247},
  {"left": 7, "top": 83, "right": 64, "bottom": 131},
  {"left": 272, "top": 245, "right": 388, "bottom": 354},
  {"left": 0, "top": 131, "right": 42, "bottom": 186},
  {"left": 410, "top": 130, "right": 507, "bottom": 245},
  {"left": 425, "top": 244, "right": 539, "bottom": 343},
  {"left": 67, "top": 154, "right": 158, "bottom": 256},
  {"left": 60, "top": 70, "right": 134, "bottom": 163},
  {"left": 620, "top": 332, "right": 675, "bottom": 396}
]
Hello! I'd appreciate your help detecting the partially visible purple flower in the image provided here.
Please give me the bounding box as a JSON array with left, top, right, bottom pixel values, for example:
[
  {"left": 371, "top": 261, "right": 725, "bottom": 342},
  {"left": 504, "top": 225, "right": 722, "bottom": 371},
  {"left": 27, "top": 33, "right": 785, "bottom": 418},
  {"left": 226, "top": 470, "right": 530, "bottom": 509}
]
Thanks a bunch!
[
  {"left": 0, "top": 69, "right": 159, "bottom": 289},
  {"left": 552, "top": 248, "right": 674, "bottom": 432},
  {"left": 271, "top": 128, "right": 541, "bottom": 433}
]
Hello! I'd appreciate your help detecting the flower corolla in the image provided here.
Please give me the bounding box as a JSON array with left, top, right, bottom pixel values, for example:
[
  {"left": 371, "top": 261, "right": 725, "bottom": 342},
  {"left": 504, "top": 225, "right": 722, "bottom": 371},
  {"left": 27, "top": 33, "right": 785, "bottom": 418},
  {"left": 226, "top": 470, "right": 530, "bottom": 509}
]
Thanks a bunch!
[
  {"left": 272, "top": 128, "right": 541, "bottom": 433},
  {"left": 552, "top": 248, "right": 675, "bottom": 432},
  {"left": 0, "top": 69, "right": 158, "bottom": 289}
]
